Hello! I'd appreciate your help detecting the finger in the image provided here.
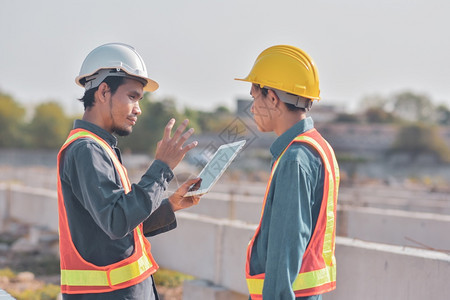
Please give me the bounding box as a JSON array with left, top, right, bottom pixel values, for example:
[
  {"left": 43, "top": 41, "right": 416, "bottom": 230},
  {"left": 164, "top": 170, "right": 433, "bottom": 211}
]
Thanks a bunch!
[
  {"left": 172, "top": 119, "right": 189, "bottom": 142},
  {"left": 163, "top": 118, "right": 176, "bottom": 141},
  {"left": 184, "top": 177, "right": 201, "bottom": 187},
  {"left": 192, "top": 196, "right": 201, "bottom": 205},
  {"left": 181, "top": 141, "right": 198, "bottom": 155},
  {"left": 181, "top": 178, "right": 202, "bottom": 193},
  {"left": 175, "top": 127, "right": 194, "bottom": 148},
  {"left": 187, "top": 195, "right": 201, "bottom": 205},
  {"left": 190, "top": 178, "right": 202, "bottom": 191}
]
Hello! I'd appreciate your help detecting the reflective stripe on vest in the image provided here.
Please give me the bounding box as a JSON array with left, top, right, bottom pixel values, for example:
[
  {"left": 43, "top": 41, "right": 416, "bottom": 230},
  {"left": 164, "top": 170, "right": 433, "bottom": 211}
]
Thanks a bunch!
[
  {"left": 246, "top": 128, "right": 339, "bottom": 299},
  {"left": 57, "top": 129, "right": 158, "bottom": 294}
]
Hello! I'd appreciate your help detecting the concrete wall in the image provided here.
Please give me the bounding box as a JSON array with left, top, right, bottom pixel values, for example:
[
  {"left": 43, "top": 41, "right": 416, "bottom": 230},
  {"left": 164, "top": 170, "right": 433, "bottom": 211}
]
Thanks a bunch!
[
  {"left": 149, "top": 212, "right": 254, "bottom": 295},
  {"left": 325, "top": 237, "right": 450, "bottom": 300},
  {"left": 337, "top": 205, "right": 450, "bottom": 250},
  {"left": 186, "top": 192, "right": 450, "bottom": 250},
  {"left": 2, "top": 184, "right": 450, "bottom": 251},
  {"left": 0, "top": 184, "right": 58, "bottom": 232},
  {"left": 2, "top": 184, "right": 450, "bottom": 299},
  {"left": 151, "top": 212, "right": 450, "bottom": 300}
]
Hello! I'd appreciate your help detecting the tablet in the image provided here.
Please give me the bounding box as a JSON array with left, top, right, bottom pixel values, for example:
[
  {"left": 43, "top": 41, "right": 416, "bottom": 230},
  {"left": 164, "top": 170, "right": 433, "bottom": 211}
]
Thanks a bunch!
[{"left": 184, "top": 140, "right": 246, "bottom": 197}]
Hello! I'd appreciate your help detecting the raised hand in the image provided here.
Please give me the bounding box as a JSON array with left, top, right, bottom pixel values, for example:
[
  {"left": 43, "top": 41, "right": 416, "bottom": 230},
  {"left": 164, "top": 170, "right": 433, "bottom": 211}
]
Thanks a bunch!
[{"left": 154, "top": 118, "right": 198, "bottom": 170}]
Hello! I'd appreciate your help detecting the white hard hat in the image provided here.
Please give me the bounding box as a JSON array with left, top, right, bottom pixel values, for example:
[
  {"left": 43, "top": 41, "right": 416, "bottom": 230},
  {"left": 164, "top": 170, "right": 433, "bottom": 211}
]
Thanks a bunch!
[{"left": 75, "top": 43, "right": 159, "bottom": 92}]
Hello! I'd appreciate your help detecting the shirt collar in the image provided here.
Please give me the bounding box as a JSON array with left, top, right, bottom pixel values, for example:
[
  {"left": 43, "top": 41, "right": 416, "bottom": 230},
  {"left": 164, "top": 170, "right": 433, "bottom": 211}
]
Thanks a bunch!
[
  {"left": 73, "top": 119, "right": 118, "bottom": 147},
  {"left": 269, "top": 117, "right": 314, "bottom": 159}
]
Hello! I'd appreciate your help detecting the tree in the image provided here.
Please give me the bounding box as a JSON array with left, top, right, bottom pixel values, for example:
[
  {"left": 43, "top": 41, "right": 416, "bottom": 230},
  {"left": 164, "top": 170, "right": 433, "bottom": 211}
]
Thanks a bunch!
[
  {"left": 359, "top": 94, "right": 388, "bottom": 112},
  {"left": 27, "top": 101, "right": 72, "bottom": 149},
  {"left": 435, "top": 104, "right": 450, "bottom": 126},
  {"left": 392, "top": 91, "right": 434, "bottom": 122},
  {"left": 364, "top": 107, "right": 396, "bottom": 123},
  {"left": 359, "top": 93, "right": 397, "bottom": 123},
  {"left": 0, "top": 92, "right": 26, "bottom": 148},
  {"left": 118, "top": 95, "right": 184, "bottom": 153},
  {"left": 389, "top": 123, "right": 450, "bottom": 163},
  {"left": 183, "top": 107, "right": 201, "bottom": 134},
  {"left": 192, "top": 105, "right": 236, "bottom": 133},
  {"left": 334, "top": 113, "right": 360, "bottom": 123}
]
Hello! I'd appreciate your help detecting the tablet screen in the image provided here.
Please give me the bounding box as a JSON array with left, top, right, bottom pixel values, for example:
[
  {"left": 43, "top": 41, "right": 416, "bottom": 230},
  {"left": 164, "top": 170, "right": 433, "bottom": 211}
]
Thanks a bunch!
[{"left": 185, "top": 140, "right": 246, "bottom": 197}]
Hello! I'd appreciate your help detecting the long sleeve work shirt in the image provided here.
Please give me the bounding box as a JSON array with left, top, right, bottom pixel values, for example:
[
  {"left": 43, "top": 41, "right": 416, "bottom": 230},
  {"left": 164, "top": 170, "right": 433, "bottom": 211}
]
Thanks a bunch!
[
  {"left": 59, "top": 120, "right": 176, "bottom": 299},
  {"left": 249, "top": 117, "right": 325, "bottom": 300}
]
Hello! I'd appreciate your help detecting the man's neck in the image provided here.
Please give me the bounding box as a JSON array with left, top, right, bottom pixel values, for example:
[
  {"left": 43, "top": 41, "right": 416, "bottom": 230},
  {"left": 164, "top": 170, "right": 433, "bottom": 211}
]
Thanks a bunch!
[
  {"left": 274, "top": 112, "right": 306, "bottom": 136},
  {"left": 82, "top": 110, "right": 111, "bottom": 133}
]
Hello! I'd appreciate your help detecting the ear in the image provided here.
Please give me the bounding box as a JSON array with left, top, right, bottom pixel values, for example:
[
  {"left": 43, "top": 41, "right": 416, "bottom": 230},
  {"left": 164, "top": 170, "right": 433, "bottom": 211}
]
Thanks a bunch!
[
  {"left": 96, "top": 82, "right": 110, "bottom": 104},
  {"left": 267, "top": 89, "right": 281, "bottom": 108}
]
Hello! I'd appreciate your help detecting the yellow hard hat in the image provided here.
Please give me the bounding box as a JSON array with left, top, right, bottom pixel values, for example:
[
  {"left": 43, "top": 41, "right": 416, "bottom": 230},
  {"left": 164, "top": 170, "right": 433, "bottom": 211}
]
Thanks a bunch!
[{"left": 235, "top": 45, "right": 320, "bottom": 100}]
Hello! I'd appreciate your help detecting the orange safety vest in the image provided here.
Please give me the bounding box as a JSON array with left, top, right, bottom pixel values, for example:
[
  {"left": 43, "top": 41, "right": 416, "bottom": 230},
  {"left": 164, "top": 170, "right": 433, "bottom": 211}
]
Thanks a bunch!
[
  {"left": 246, "top": 128, "right": 339, "bottom": 299},
  {"left": 57, "top": 128, "right": 159, "bottom": 294}
]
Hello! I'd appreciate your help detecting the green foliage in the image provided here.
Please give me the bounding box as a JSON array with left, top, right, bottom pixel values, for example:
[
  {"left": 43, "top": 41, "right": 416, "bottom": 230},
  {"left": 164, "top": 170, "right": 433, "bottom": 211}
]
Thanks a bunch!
[
  {"left": 194, "top": 106, "right": 236, "bottom": 133},
  {"left": 0, "top": 268, "right": 16, "bottom": 279},
  {"left": 364, "top": 107, "right": 397, "bottom": 123},
  {"left": 334, "top": 113, "right": 360, "bottom": 123},
  {"left": 118, "top": 95, "right": 185, "bottom": 153},
  {"left": 0, "top": 92, "right": 26, "bottom": 147},
  {"left": 0, "top": 268, "right": 60, "bottom": 300},
  {"left": 117, "top": 95, "right": 236, "bottom": 153},
  {"left": 390, "top": 123, "right": 450, "bottom": 163},
  {"left": 153, "top": 268, "right": 194, "bottom": 288},
  {"left": 359, "top": 94, "right": 388, "bottom": 111},
  {"left": 9, "top": 284, "right": 60, "bottom": 300},
  {"left": 358, "top": 91, "right": 450, "bottom": 125},
  {"left": 436, "top": 104, "right": 450, "bottom": 126},
  {"left": 392, "top": 91, "right": 434, "bottom": 122},
  {"left": 27, "top": 101, "right": 72, "bottom": 149}
]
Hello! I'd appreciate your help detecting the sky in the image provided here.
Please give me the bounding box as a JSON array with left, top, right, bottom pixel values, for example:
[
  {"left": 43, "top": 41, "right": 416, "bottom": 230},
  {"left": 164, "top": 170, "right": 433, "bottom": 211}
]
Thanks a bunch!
[{"left": 1, "top": 0, "right": 449, "bottom": 115}]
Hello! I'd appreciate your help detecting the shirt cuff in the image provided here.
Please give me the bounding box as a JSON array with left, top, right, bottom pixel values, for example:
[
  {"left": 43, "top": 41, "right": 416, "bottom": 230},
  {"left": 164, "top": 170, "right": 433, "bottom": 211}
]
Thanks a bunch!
[{"left": 143, "top": 160, "right": 174, "bottom": 187}]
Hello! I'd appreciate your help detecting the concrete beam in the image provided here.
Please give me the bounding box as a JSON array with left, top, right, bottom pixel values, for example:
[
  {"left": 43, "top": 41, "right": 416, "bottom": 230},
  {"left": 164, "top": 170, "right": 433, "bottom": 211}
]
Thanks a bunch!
[
  {"left": 324, "top": 237, "right": 450, "bottom": 300},
  {"left": 337, "top": 205, "right": 450, "bottom": 251},
  {"left": 152, "top": 212, "right": 450, "bottom": 299}
]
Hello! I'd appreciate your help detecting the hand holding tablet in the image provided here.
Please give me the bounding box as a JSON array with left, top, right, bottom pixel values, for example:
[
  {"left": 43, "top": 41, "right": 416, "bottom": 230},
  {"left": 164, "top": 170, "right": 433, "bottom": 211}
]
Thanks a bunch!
[{"left": 184, "top": 140, "right": 246, "bottom": 197}]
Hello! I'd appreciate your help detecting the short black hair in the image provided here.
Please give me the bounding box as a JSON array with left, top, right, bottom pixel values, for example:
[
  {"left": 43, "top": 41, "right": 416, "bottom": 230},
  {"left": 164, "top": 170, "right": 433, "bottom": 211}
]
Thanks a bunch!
[
  {"left": 253, "top": 84, "right": 306, "bottom": 112},
  {"left": 78, "top": 76, "right": 126, "bottom": 110},
  {"left": 284, "top": 102, "right": 306, "bottom": 112}
]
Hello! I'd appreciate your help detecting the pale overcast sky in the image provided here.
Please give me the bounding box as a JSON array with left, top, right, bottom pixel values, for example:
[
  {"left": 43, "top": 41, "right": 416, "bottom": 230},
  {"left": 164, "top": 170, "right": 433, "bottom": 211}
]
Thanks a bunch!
[{"left": 1, "top": 0, "right": 449, "bottom": 114}]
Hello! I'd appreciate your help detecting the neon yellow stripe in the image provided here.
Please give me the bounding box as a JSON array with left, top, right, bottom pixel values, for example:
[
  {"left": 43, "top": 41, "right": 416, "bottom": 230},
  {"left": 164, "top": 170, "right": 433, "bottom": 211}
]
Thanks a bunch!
[
  {"left": 246, "top": 277, "right": 265, "bottom": 295},
  {"left": 294, "top": 135, "right": 335, "bottom": 265},
  {"left": 67, "top": 131, "right": 130, "bottom": 193},
  {"left": 61, "top": 269, "right": 108, "bottom": 286},
  {"left": 325, "top": 139, "right": 340, "bottom": 199},
  {"left": 61, "top": 228, "right": 153, "bottom": 287},
  {"left": 247, "top": 264, "right": 336, "bottom": 294},
  {"left": 110, "top": 250, "right": 152, "bottom": 285}
]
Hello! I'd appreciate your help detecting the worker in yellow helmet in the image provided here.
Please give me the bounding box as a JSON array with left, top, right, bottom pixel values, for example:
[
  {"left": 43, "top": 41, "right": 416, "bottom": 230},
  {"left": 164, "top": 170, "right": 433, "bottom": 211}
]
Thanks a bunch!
[
  {"left": 236, "top": 45, "right": 340, "bottom": 300},
  {"left": 57, "top": 43, "right": 202, "bottom": 299}
]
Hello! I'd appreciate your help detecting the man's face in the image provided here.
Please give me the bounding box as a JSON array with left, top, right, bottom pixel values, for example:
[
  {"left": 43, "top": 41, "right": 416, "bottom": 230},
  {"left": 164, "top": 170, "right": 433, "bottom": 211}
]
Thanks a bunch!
[
  {"left": 250, "top": 85, "right": 276, "bottom": 132},
  {"left": 108, "top": 78, "right": 144, "bottom": 136}
]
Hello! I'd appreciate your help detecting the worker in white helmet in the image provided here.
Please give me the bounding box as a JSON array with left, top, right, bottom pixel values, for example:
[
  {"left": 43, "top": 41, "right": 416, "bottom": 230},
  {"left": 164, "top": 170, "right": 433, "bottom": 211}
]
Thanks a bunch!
[
  {"left": 236, "top": 45, "right": 340, "bottom": 300},
  {"left": 57, "top": 43, "right": 202, "bottom": 299}
]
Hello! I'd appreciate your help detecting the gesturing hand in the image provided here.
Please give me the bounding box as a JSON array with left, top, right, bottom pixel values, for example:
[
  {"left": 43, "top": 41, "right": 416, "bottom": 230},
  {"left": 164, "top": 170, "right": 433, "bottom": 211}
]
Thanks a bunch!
[
  {"left": 155, "top": 118, "right": 198, "bottom": 170},
  {"left": 169, "top": 178, "right": 202, "bottom": 212}
]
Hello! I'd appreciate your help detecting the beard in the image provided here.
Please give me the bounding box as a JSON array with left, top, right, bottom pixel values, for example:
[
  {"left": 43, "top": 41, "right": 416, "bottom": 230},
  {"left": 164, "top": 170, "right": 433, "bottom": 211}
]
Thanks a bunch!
[{"left": 113, "top": 126, "right": 132, "bottom": 136}]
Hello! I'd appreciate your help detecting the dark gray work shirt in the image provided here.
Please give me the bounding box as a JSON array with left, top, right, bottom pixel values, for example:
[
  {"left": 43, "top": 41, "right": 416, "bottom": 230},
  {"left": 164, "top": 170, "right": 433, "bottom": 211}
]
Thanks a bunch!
[{"left": 59, "top": 120, "right": 176, "bottom": 299}]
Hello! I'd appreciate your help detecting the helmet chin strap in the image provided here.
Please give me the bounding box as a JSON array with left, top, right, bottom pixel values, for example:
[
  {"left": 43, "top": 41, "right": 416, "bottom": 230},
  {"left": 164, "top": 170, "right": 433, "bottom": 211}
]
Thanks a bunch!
[
  {"left": 265, "top": 87, "right": 313, "bottom": 110},
  {"left": 84, "top": 69, "right": 148, "bottom": 91}
]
